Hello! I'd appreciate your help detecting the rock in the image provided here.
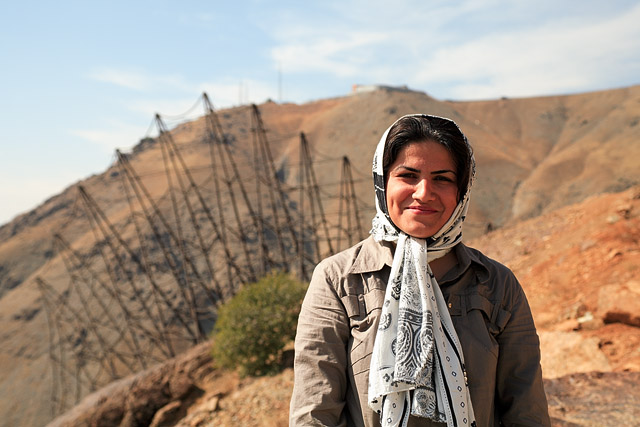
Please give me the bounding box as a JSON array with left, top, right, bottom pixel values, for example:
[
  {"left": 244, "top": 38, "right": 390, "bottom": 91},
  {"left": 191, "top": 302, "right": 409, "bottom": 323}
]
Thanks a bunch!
[
  {"left": 170, "top": 375, "right": 195, "bottom": 400},
  {"left": 46, "top": 342, "right": 213, "bottom": 427},
  {"left": 615, "top": 203, "right": 633, "bottom": 219},
  {"left": 560, "top": 302, "right": 588, "bottom": 321},
  {"left": 188, "top": 412, "right": 210, "bottom": 427},
  {"left": 598, "top": 282, "right": 640, "bottom": 327},
  {"left": 552, "top": 318, "right": 580, "bottom": 332},
  {"left": 545, "top": 372, "right": 640, "bottom": 426},
  {"left": 89, "top": 395, "right": 126, "bottom": 427},
  {"left": 123, "top": 370, "right": 171, "bottom": 425},
  {"left": 150, "top": 400, "right": 184, "bottom": 427},
  {"left": 205, "top": 394, "right": 220, "bottom": 412},
  {"left": 605, "top": 248, "right": 622, "bottom": 260},
  {"left": 575, "top": 312, "right": 604, "bottom": 331},
  {"left": 627, "top": 279, "right": 640, "bottom": 294},
  {"left": 539, "top": 331, "right": 611, "bottom": 378},
  {"left": 46, "top": 375, "right": 135, "bottom": 427}
]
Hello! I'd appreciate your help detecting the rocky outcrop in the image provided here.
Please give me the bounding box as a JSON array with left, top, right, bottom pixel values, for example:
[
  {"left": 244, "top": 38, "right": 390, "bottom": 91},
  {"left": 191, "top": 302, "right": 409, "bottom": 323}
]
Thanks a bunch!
[
  {"left": 545, "top": 372, "right": 640, "bottom": 426},
  {"left": 539, "top": 331, "right": 612, "bottom": 378},
  {"left": 47, "top": 343, "right": 214, "bottom": 427},
  {"left": 47, "top": 342, "right": 640, "bottom": 427}
]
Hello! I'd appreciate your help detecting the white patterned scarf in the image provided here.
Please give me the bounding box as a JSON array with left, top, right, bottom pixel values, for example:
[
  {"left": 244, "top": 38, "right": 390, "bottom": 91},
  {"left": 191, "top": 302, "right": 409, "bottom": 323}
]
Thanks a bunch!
[{"left": 368, "top": 114, "right": 476, "bottom": 427}]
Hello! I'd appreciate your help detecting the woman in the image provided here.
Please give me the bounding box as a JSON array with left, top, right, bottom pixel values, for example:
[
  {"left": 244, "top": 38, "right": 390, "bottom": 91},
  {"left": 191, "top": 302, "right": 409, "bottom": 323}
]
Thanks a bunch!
[{"left": 290, "top": 115, "right": 550, "bottom": 427}]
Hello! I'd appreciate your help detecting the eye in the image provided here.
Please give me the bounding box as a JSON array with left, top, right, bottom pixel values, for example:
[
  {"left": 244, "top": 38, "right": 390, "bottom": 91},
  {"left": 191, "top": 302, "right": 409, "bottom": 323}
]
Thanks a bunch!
[
  {"left": 434, "top": 175, "right": 454, "bottom": 183},
  {"left": 397, "top": 172, "right": 417, "bottom": 179}
]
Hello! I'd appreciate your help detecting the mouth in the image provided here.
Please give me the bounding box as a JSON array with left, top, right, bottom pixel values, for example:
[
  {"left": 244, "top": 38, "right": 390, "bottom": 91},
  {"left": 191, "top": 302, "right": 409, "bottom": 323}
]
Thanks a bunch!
[{"left": 406, "top": 206, "right": 439, "bottom": 214}]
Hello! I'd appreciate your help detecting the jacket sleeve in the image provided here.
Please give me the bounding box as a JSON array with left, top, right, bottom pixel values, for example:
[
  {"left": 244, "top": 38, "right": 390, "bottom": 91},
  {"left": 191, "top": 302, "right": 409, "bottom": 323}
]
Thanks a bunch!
[
  {"left": 289, "top": 260, "right": 351, "bottom": 426},
  {"left": 495, "top": 272, "right": 551, "bottom": 426}
]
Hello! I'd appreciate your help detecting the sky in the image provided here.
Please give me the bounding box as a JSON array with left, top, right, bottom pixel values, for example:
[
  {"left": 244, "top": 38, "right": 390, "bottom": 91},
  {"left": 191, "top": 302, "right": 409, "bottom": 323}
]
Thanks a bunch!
[{"left": 1, "top": 0, "right": 639, "bottom": 226}]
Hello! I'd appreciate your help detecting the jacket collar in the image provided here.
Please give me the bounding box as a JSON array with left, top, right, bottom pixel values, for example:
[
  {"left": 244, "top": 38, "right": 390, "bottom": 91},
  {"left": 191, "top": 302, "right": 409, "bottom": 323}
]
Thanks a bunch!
[
  {"left": 348, "top": 236, "right": 394, "bottom": 274},
  {"left": 443, "top": 243, "right": 491, "bottom": 284},
  {"left": 348, "top": 235, "right": 490, "bottom": 282}
]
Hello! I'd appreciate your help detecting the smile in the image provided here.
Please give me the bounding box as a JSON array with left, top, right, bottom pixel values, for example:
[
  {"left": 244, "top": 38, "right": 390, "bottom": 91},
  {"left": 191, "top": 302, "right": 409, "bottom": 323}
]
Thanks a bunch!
[{"left": 406, "top": 206, "right": 439, "bottom": 214}]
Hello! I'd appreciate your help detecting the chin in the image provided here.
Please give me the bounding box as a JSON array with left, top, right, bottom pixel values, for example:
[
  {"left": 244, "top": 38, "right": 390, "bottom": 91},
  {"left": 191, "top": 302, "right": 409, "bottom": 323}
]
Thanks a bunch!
[{"left": 403, "top": 226, "right": 438, "bottom": 239}]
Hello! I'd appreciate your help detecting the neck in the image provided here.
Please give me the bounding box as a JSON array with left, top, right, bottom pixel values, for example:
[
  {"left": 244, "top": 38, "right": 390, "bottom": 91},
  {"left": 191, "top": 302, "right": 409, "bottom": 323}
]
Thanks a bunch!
[{"left": 429, "top": 250, "right": 458, "bottom": 281}]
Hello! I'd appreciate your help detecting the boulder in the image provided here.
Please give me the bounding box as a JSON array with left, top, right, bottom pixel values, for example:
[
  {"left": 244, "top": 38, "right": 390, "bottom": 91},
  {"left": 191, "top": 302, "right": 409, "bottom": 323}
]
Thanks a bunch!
[
  {"left": 598, "top": 281, "right": 640, "bottom": 327},
  {"left": 539, "top": 331, "right": 611, "bottom": 378}
]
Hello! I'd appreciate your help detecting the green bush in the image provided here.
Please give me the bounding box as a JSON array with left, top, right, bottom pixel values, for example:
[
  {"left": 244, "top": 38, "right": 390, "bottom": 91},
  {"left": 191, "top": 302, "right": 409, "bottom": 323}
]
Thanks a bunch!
[{"left": 211, "top": 271, "right": 307, "bottom": 376}]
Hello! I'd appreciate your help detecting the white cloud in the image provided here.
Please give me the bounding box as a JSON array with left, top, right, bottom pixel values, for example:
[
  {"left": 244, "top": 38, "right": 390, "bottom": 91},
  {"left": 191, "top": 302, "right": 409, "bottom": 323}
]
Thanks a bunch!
[
  {"left": 263, "top": 0, "right": 510, "bottom": 82},
  {"left": 264, "top": 1, "right": 640, "bottom": 100},
  {"left": 90, "top": 65, "right": 278, "bottom": 111},
  {"left": 89, "top": 68, "right": 192, "bottom": 92},
  {"left": 90, "top": 69, "right": 151, "bottom": 91},
  {"left": 410, "top": 4, "right": 640, "bottom": 99},
  {"left": 271, "top": 31, "right": 389, "bottom": 77}
]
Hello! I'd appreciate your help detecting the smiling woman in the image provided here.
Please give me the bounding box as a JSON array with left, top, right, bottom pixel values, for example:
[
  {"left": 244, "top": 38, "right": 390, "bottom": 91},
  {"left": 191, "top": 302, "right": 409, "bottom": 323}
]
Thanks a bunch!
[
  {"left": 385, "top": 141, "right": 459, "bottom": 239},
  {"left": 290, "top": 115, "right": 551, "bottom": 427}
]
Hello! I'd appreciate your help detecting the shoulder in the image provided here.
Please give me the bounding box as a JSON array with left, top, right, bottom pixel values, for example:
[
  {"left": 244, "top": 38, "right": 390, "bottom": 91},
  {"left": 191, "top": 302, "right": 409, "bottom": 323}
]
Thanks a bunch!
[
  {"left": 314, "top": 238, "right": 366, "bottom": 275},
  {"left": 460, "top": 244, "right": 516, "bottom": 279},
  {"left": 459, "top": 245, "right": 536, "bottom": 333},
  {"left": 458, "top": 243, "right": 525, "bottom": 301},
  {"left": 314, "top": 236, "right": 391, "bottom": 279},
  {"left": 310, "top": 236, "right": 392, "bottom": 299},
  {"left": 312, "top": 241, "right": 363, "bottom": 290}
]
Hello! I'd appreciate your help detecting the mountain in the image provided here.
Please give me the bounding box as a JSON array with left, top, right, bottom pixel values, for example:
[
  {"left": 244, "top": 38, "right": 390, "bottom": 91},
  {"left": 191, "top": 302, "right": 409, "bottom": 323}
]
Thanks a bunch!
[
  {"left": 49, "top": 186, "right": 640, "bottom": 427},
  {"left": 0, "top": 84, "right": 638, "bottom": 426}
]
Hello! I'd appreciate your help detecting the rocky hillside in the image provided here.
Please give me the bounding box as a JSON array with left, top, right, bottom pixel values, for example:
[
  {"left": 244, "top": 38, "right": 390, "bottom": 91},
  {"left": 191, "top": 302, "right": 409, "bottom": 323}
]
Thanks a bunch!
[
  {"left": 49, "top": 187, "right": 640, "bottom": 427},
  {"left": 0, "top": 85, "right": 639, "bottom": 426}
]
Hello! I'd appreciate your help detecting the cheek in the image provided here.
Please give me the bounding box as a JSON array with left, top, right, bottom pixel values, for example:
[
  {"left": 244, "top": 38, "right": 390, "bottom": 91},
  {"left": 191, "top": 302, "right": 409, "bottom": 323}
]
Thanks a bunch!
[
  {"left": 444, "top": 189, "right": 459, "bottom": 212},
  {"left": 385, "top": 181, "right": 405, "bottom": 210},
  {"left": 385, "top": 190, "right": 394, "bottom": 214}
]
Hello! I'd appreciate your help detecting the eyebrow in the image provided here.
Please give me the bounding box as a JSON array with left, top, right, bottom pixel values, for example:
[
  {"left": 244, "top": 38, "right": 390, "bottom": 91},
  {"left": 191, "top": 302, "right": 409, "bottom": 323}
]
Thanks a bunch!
[
  {"left": 431, "top": 169, "right": 456, "bottom": 175},
  {"left": 392, "top": 165, "right": 456, "bottom": 175},
  {"left": 393, "top": 165, "right": 420, "bottom": 173}
]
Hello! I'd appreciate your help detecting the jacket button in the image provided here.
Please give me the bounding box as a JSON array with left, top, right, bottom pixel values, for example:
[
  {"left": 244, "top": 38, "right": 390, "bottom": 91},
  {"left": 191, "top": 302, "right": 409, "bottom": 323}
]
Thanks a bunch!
[{"left": 448, "top": 302, "right": 452, "bottom": 309}]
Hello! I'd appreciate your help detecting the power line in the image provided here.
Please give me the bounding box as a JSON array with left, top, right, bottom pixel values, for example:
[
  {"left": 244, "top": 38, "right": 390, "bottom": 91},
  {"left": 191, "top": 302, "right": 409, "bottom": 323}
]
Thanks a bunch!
[{"left": 41, "top": 93, "right": 371, "bottom": 414}]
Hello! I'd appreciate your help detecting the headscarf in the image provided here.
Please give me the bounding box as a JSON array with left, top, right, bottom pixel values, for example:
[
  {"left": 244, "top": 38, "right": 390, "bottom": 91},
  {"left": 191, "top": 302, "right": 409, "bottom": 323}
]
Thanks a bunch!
[{"left": 368, "top": 114, "right": 477, "bottom": 427}]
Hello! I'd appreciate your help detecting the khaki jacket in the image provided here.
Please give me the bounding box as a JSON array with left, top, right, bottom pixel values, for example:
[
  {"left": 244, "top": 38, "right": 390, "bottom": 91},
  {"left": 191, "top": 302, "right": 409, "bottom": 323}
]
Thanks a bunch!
[{"left": 290, "top": 236, "right": 550, "bottom": 426}]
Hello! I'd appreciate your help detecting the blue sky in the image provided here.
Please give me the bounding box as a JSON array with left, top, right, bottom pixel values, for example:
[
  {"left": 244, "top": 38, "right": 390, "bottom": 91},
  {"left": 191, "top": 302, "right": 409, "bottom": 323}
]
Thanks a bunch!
[{"left": 1, "top": 0, "right": 639, "bottom": 225}]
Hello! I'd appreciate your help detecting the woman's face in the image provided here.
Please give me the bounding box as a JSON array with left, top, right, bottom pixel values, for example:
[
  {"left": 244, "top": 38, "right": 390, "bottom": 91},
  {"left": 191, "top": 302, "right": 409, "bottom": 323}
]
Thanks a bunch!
[{"left": 385, "top": 140, "right": 459, "bottom": 239}]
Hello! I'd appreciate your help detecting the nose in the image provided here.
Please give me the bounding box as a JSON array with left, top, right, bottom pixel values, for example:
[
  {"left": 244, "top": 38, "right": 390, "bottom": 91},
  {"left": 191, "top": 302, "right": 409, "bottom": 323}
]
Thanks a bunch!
[{"left": 413, "top": 178, "right": 434, "bottom": 201}]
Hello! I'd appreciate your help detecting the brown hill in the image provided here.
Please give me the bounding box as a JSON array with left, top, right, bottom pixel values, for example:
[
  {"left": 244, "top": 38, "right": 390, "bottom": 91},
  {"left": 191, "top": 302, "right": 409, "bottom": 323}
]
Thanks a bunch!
[
  {"left": 48, "top": 187, "right": 640, "bottom": 427},
  {"left": 0, "top": 85, "right": 639, "bottom": 426}
]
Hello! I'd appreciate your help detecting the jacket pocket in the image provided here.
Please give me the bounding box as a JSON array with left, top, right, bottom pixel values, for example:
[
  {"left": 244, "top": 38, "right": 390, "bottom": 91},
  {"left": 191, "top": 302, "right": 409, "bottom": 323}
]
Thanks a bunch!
[
  {"left": 345, "top": 288, "right": 385, "bottom": 375},
  {"left": 450, "top": 293, "right": 503, "bottom": 359}
]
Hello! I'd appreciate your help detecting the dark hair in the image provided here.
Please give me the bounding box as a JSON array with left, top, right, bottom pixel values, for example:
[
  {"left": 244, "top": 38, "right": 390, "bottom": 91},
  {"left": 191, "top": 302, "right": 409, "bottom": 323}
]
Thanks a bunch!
[{"left": 383, "top": 115, "right": 473, "bottom": 199}]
